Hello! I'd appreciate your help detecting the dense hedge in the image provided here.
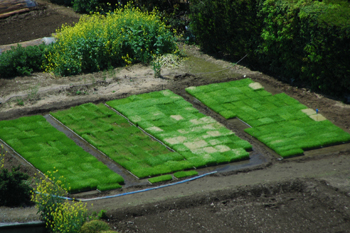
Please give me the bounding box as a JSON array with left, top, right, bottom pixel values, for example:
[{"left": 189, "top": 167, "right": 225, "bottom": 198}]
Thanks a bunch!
[
  {"left": 190, "top": 0, "right": 350, "bottom": 96},
  {"left": 0, "top": 44, "right": 53, "bottom": 79},
  {"left": 0, "top": 166, "right": 32, "bottom": 207},
  {"left": 190, "top": 0, "right": 261, "bottom": 60}
]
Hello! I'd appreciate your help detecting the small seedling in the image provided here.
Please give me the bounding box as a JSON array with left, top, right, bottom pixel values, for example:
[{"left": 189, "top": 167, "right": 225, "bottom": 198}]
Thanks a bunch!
[
  {"left": 16, "top": 97, "right": 24, "bottom": 106},
  {"left": 98, "top": 209, "right": 108, "bottom": 219},
  {"left": 28, "top": 84, "right": 39, "bottom": 101},
  {"left": 152, "top": 58, "right": 162, "bottom": 78},
  {"left": 76, "top": 90, "right": 81, "bottom": 95}
]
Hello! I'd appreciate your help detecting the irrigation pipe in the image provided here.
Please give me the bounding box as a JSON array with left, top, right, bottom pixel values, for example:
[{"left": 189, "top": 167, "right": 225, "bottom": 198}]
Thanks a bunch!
[{"left": 36, "top": 171, "right": 217, "bottom": 202}]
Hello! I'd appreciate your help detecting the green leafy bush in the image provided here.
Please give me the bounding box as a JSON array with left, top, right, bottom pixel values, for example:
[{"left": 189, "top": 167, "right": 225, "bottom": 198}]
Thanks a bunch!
[
  {"left": 0, "top": 44, "right": 52, "bottom": 79},
  {"left": 0, "top": 166, "right": 32, "bottom": 207},
  {"left": 190, "top": 0, "right": 261, "bottom": 61},
  {"left": 73, "top": 0, "right": 100, "bottom": 13},
  {"left": 257, "top": 0, "right": 350, "bottom": 95},
  {"left": 190, "top": 0, "right": 350, "bottom": 96},
  {"left": 80, "top": 220, "right": 110, "bottom": 233},
  {"left": 45, "top": 5, "right": 178, "bottom": 76}
]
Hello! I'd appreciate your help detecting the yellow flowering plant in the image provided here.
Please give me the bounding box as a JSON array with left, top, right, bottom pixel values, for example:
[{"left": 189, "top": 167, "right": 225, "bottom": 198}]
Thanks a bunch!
[
  {"left": 44, "top": 4, "right": 179, "bottom": 76},
  {"left": 31, "top": 169, "right": 88, "bottom": 233}
]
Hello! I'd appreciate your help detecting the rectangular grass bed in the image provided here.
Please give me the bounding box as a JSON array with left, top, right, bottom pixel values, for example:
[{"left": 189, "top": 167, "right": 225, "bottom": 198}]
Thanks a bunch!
[
  {"left": 148, "top": 175, "right": 173, "bottom": 184},
  {"left": 106, "top": 90, "right": 252, "bottom": 168},
  {"left": 186, "top": 79, "right": 350, "bottom": 158},
  {"left": 0, "top": 115, "right": 124, "bottom": 193},
  {"left": 51, "top": 103, "right": 187, "bottom": 178},
  {"left": 173, "top": 170, "right": 198, "bottom": 179}
]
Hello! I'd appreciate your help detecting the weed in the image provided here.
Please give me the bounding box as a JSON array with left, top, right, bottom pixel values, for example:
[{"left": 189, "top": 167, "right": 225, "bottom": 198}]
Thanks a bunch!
[
  {"left": 28, "top": 84, "right": 39, "bottom": 101},
  {"left": 90, "top": 75, "right": 96, "bottom": 84},
  {"left": 102, "top": 70, "right": 107, "bottom": 81},
  {"left": 16, "top": 97, "right": 24, "bottom": 106},
  {"left": 152, "top": 56, "right": 162, "bottom": 78},
  {"left": 108, "top": 67, "right": 115, "bottom": 79},
  {"left": 0, "top": 165, "right": 32, "bottom": 207},
  {"left": 97, "top": 209, "right": 107, "bottom": 220}
]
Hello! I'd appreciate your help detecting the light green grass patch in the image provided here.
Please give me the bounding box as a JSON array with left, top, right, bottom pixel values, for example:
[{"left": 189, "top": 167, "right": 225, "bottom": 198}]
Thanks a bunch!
[
  {"left": 186, "top": 79, "right": 350, "bottom": 158},
  {"left": 107, "top": 90, "right": 251, "bottom": 167}
]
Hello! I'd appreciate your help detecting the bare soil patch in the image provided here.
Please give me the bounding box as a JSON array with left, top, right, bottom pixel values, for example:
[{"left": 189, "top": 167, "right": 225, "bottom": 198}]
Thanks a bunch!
[{"left": 1, "top": 2, "right": 350, "bottom": 232}]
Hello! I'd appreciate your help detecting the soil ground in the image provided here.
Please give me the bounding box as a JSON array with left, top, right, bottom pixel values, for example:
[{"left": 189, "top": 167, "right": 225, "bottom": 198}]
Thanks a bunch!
[{"left": 1, "top": 1, "right": 350, "bottom": 232}]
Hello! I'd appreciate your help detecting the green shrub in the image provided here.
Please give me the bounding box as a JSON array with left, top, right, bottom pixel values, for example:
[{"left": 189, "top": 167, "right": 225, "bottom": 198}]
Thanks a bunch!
[
  {"left": 257, "top": 0, "right": 350, "bottom": 95},
  {"left": 45, "top": 5, "right": 178, "bottom": 76},
  {"left": 80, "top": 220, "right": 110, "bottom": 233},
  {"left": 73, "top": 0, "right": 99, "bottom": 13},
  {"left": 190, "top": 0, "right": 350, "bottom": 96},
  {"left": 0, "top": 166, "right": 32, "bottom": 207},
  {"left": 0, "top": 44, "right": 52, "bottom": 79},
  {"left": 190, "top": 0, "right": 261, "bottom": 61},
  {"left": 148, "top": 174, "right": 173, "bottom": 184}
]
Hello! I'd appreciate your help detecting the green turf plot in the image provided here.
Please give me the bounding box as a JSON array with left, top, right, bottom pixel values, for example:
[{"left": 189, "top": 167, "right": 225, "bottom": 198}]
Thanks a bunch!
[
  {"left": 51, "top": 103, "right": 188, "bottom": 178},
  {"left": 0, "top": 115, "right": 124, "bottom": 193},
  {"left": 186, "top": 79, "right": 350, "bottom": 158},
  {"left": 173, "top": 170, "right": 198, "bottom": 179},
  {"left": 106, "top": 90, "right": 251, "bottom": 168},
  {"left": 148, "top": 174, "right": 173, "bottom": 184}
]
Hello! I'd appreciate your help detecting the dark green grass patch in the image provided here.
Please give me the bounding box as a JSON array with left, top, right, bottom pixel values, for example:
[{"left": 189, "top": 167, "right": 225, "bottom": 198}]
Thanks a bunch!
[
  {"left": 0, "top": 115, "right": 124, "bottom": 193},
  {"left": 148, "top": 175, "right": 173, "bottom": 184},
  {"left": 52, "top": 103, "right": 183, "bottom": 178},
  {"left": 173, "top": 170, "right": 199, "bottom": 179},
  {"left": 107, "top": 90, "right": 251, "bottom": 168},
  {"left": 97, "top": 183, "right": 122, "bottom": 191},
  {"left": 186, "top": 79, "right": 350, "bottom": 158}
]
